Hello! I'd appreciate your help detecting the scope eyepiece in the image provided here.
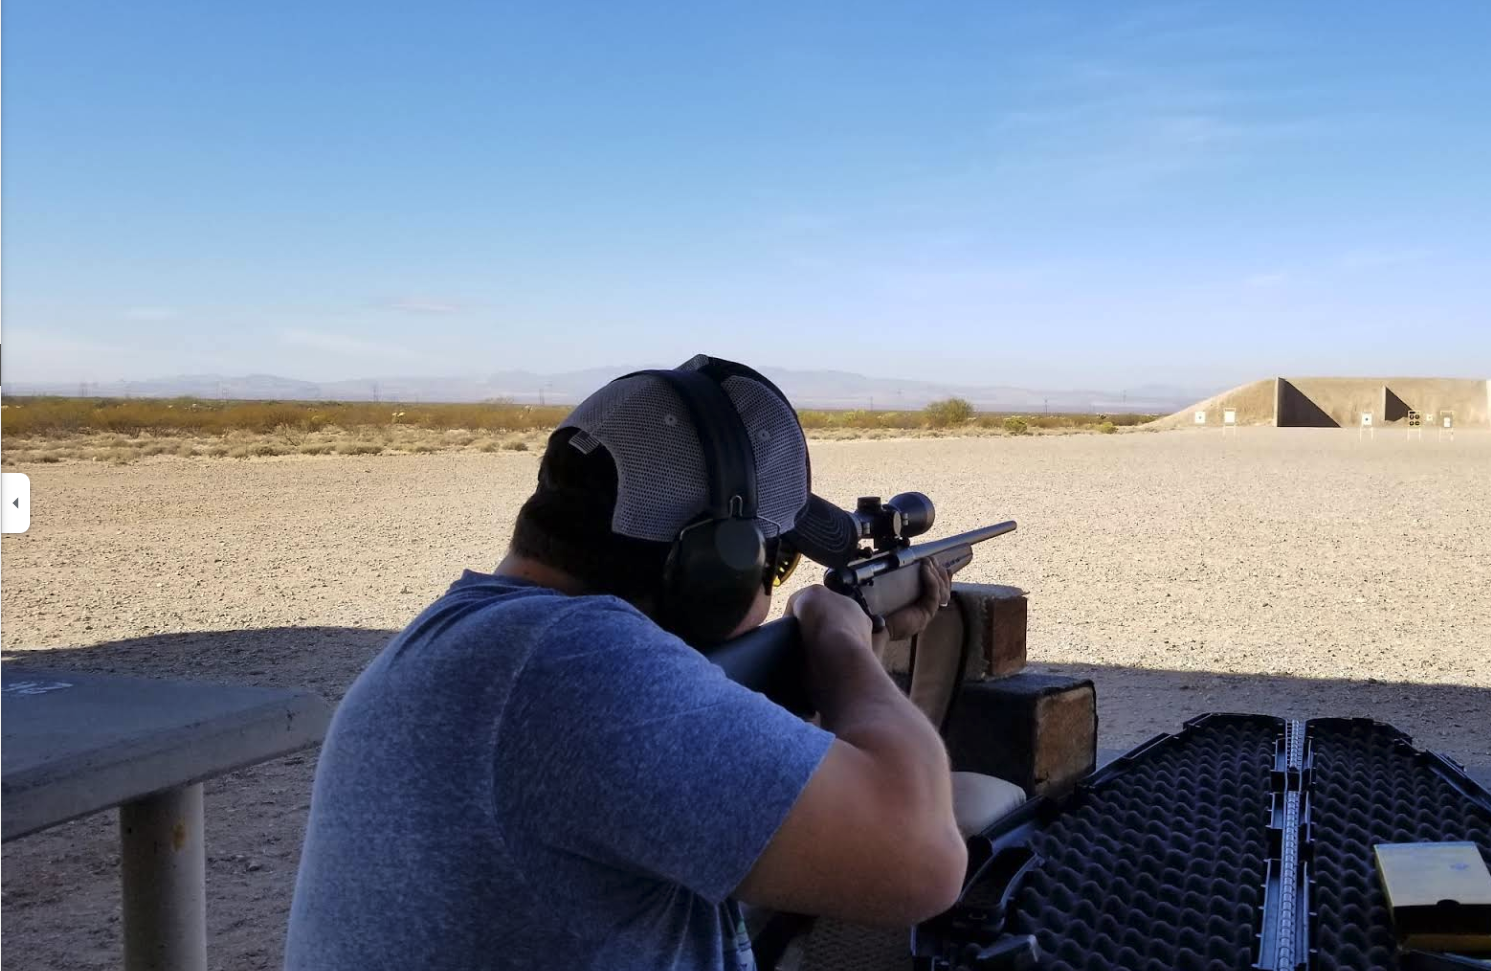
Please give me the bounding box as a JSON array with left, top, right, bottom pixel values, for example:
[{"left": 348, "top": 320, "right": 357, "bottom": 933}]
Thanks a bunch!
[
  {"left": 885, "top": 492, "right": 935, "bottom": 539},
  {"left": 850, "top": 492, "right": 936, "bottom": 552}
]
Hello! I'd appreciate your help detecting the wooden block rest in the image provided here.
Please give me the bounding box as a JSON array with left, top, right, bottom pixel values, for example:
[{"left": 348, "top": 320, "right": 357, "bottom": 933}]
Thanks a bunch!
[
  {"left": 943, "top": 673, "right": 1097, "bottom": 797},
  {"left": 950, "top": 583, "right": 1027, "bottom": 678}
]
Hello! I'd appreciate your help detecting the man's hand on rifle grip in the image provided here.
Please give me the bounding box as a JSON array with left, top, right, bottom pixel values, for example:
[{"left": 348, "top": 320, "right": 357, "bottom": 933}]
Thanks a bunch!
[{"left": 877, "top": 560, "right": 952, "bottom": 645}]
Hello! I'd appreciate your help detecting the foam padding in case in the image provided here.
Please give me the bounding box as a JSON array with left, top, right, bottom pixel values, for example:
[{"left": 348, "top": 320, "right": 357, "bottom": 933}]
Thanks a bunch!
[
  {"left": 917, "top": 714, "right": 1491, "bottom": 971},
  {"left": 916, "top": 714, "right": 1279, "bottom": 971},
  {"left": 1306, "top": 719, "right": 1491, "bottom": 971}
]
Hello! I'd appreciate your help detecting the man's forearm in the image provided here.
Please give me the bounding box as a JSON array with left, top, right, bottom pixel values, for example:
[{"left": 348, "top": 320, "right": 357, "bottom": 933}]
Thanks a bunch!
[{"left": 807, "top": 634, "right": 957, "bottom": 826}]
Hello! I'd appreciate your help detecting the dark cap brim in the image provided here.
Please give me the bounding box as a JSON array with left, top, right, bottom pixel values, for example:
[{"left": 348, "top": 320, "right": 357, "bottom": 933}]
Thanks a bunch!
[{"left": 785, "top": 494, "right": 861, "bottom": 569}]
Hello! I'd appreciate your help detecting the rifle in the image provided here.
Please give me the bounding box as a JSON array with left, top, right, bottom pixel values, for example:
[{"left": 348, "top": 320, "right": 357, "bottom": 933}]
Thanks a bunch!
[{"left": 706, "top": 493, "right": 1016, "bottom": 713}]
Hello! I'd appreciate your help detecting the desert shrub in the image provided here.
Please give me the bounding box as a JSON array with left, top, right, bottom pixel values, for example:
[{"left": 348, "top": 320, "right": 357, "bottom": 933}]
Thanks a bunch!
[
  {"left": 502, "top": 439, "right": 529, "bottom": 451},
  {"left": 298, "top": 442, "right": 334, "bottom": 455},
  {"left": 476, "top": 439, "right": 501, "bottom": 452},
  {"left": 1098, "top": 421, "right": 1117, "bottom": 434},
  {"left": 207, "top": 444, "right": 230, "bottom": 457},
  {"left": 33, "top": 451, "right": 64, "bottom": 463},
  {"left": 227, "top": 445, "right": 252, "bottom": 459},
  {"left": 923, "top": 398, "right": 975, "bottom": 428},
  {"left": 4, "top": 394, "right": 1158, "bottom": 443},
  {"left": 249, "top": 442, "right": 289, "bottom": 457},
  {"left": 843, "top": 410, "right": 883, "bottom": 430},
  {"left": 105, "top": 447, "right": 139, "bottom": 465},
  {"left": 798, "top": 409, "right": 932, "bottom": 431},
  {"left": 175, "top": 442, "right": 199, "bottom": 457},
  {"left": 411, "top": 443, "right": 438, "bottom": 453},
  {"left": 335, "top": 441, "right": 384, "bottom": 456},
  {"left": 1002, "top": 416, "right": 1029, "bottom": 436},
  {"left": 0, "top": 396, "right": 572, "bottom": 438}
]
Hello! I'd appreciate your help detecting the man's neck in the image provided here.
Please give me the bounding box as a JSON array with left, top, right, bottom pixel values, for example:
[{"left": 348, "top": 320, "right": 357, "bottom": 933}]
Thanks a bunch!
[{"left": 494, "top": 553, "right": 586, "bottom": 596}]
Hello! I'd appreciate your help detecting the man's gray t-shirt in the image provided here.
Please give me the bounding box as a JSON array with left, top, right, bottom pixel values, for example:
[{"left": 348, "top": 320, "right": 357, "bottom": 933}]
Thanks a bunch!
[{"left": 285, "top": 571, "right": 834, "bottom": 970}]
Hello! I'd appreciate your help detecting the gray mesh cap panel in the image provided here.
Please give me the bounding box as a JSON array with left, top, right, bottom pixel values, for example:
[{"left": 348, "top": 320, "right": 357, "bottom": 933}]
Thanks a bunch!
[
  {"left": 557, "top": 376, "right": 711, "bottom": 541},
  {"left": 557, "top": 372, "right": 810, "bottom": 543},
  {"left": 720, "top": 375, "right": 809, "bottom": 536}
]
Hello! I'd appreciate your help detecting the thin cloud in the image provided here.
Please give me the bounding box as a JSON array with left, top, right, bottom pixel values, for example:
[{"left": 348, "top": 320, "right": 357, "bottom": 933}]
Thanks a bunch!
[
  {"left": 381, "top": 296, "right": 464, "bottom": 315},
  {"left": 124, "top": 306, "right": 181, "bottom": 321},
  {"left": 772, "top": 212, "right": 838, "bottom": 235},
  {"left": 279, "top": 328, "right": 426, "bottom": 362},
  {"left": 5, "top": 332, "right": 133, "bottom": 382},
  {"left": 1245, "top": 271, "right": 1290, "bottom": 289},
  {"left": 876, "top": 263, "right": 1062, "bottom": 300},
  {"left": 1338, "top": 249, "right": 1431, "bottom": 270},
  {"left": 987, "top": 17, "right": 1329, "bottom": 196}
]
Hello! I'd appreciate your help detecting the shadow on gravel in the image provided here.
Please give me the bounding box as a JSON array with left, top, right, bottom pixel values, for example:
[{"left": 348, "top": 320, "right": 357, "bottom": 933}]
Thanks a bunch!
[
  {"left": 2, "top": 626, "right": 400, "bottom": 704},
  {"left": 8, "top": 627, "right": 1490, "bottom": 773},
  {"left": 1042, "top": 661, "right": 1491, "bottom": 776}
]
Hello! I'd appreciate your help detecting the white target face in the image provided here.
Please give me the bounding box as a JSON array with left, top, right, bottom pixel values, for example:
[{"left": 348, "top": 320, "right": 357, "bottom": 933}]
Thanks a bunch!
[
  {"left": 1194, "top": 411, "right": 1206, "bottom": 424},
  {"left": 1361, "top": 413, "right": 1373, "bottom": 426},
  {"left": 1223, "top": 410, "right": 1237, "bottom": 425},
  {"left": 1444, "top": 416, "right": 1453, "bottom": 428}
]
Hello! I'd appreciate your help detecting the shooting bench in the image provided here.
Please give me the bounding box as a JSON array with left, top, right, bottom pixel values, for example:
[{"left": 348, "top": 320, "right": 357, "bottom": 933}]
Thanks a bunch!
[{"left": 1, "top": 667, "right": 330, "bottom": 971}]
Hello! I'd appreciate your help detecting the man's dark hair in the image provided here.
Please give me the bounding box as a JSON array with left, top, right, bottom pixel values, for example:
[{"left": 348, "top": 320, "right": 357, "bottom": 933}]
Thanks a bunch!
[{"left": 510, "top": 428, "right": 672, "bottom": 605}]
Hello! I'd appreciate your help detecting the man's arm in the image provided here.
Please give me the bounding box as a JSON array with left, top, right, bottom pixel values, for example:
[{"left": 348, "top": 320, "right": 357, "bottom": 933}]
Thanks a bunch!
[{"left": 733, "top": 563, "right": 966, "bottom": 926}]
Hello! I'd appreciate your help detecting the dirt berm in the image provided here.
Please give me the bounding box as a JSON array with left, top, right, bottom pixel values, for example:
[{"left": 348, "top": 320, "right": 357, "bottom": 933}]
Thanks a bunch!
[{"left": 1155, "top": 377, "right": 1490, "bottom": 428}]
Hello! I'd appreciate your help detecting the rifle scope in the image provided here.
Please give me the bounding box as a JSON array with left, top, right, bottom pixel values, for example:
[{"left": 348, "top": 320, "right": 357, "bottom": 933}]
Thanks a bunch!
[{"left": 852, "top": 492, "right": 935, "bottom": 551}]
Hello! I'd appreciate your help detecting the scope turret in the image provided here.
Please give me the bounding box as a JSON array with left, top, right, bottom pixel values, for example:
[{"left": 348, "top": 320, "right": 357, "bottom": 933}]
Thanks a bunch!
[{"left": 851, "top": 492, "right": 935, "bottom": 552}]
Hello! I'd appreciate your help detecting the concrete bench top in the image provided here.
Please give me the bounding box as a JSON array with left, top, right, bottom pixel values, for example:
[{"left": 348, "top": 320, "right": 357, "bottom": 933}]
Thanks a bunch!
[{"left": 2, "top": 666, "right": 331, "bottom": 841}]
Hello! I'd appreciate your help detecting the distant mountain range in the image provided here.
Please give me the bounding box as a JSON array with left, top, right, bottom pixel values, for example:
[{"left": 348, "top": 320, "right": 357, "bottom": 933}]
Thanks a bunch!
[{"left": 5, "top": 368, "right": 1218, "bottom": 415}]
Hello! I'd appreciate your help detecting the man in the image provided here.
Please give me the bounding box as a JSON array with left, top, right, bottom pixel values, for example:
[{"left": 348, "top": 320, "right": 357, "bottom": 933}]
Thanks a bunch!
[{"left": 285, "top": 355, "right": 965, "bottom": 970}]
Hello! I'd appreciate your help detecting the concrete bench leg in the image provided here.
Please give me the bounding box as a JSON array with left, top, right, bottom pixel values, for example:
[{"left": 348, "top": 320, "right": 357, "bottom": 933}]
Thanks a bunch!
[{"left": 120, "top": 784, "right": 207, "bottom": 971}]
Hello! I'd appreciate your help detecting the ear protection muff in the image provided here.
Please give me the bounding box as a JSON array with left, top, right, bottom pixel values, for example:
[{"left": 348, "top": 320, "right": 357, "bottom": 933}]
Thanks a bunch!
[{"left": 617, "top": 366, "right": 766, "bottom": 644}]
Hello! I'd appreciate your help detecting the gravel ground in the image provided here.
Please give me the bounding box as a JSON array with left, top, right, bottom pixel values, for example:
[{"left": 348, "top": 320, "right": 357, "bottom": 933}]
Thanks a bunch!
[{"left": 3, "top": 428, "right": 1488, "bottom": 969}]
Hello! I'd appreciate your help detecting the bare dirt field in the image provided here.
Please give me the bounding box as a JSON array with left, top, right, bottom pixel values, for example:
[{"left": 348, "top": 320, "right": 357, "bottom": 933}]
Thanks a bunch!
[{"left": 4, "top": 428, "right": 1489, "bottom": 969}]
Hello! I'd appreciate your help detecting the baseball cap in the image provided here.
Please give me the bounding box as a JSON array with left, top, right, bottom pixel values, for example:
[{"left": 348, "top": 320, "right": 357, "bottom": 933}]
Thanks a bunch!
[{"left": 557, "top": 354, "right": 862, "bottom": 568}]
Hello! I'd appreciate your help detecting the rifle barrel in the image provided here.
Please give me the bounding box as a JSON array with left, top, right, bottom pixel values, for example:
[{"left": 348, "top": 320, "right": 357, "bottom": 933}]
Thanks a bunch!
[{"left": 909, "top": 520, "right": 1017, "bottom": 559}]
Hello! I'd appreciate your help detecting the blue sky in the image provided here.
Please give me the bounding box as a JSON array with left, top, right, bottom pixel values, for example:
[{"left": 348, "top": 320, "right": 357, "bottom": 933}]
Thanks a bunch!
[{"left": 5, "top": 2, "right": 1488, "bottom": 389}]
